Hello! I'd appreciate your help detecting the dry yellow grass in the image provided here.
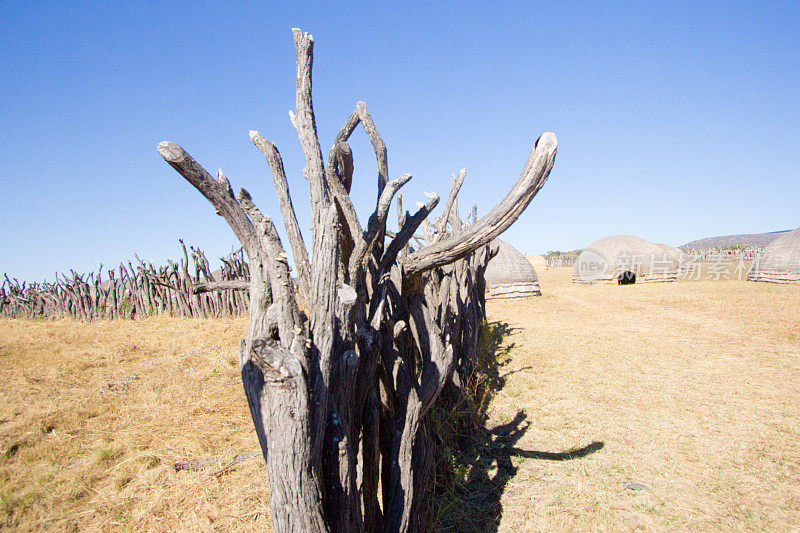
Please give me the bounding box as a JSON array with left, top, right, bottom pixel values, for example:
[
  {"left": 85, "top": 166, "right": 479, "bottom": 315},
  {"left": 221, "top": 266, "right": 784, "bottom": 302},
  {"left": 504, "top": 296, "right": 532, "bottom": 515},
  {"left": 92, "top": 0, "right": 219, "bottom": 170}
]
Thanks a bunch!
[
  {"left": 486, "top": 268, "right": 800, "bottom": 531},
  {"left": 0, "top": 316, "right": 270, "bottom": 531},
  {"left": 1, "top": 269, "right": 798, "bottom": 531}
]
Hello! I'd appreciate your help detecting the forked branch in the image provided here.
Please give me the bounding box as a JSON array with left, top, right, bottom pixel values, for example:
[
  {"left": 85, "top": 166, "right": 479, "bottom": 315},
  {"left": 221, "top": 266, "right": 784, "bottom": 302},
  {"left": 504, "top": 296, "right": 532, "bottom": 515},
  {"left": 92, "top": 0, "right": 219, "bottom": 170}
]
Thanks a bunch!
[
  {"left": 350, "top": 173, "right": 412, "bottom": 275},
  {"left": 381, "top": 193, "right": 441, "bottom": 272},
  {"left": 436, "top": 168, "right": 467, "bottom": 235},
  {"left": 403, "top": 132, "right": 557, "bottom": 275}
]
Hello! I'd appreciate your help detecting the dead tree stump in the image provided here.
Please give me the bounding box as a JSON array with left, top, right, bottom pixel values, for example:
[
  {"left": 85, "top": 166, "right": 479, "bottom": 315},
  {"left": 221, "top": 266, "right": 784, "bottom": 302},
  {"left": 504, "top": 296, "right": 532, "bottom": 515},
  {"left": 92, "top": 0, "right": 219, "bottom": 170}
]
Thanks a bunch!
[{"left": 158, "top": 28, "right": 556, "bottom": 533}]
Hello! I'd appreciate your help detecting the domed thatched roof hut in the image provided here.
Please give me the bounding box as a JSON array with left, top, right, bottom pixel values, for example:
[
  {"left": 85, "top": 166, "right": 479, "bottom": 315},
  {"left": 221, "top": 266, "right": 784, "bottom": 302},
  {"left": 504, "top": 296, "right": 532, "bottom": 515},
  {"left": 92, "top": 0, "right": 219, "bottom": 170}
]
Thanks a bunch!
[
  {"left": 485, "top": 240, "right": 541, "bottom": 298},
  {"left": 654, "top": 243, "right": 684, "bottom": 264},
  {"left": 526, "top": 254, "right": 548, "bottom": 270},
  {"left": 747, "top": 226, "right": 800, "bottom": 283},
  {"left": 573, "top": 235, "right": 679, "bottom": 284}
]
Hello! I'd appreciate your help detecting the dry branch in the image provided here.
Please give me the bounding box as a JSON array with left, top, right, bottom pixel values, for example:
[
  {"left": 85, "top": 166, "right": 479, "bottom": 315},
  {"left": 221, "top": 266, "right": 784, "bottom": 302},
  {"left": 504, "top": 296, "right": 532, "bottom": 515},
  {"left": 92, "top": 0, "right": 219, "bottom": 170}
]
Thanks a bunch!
[
  {"left": 249, "top": 130, "right": 312, "bottom": 300},
  {"left": 173, "top": 451, "right": 262, "bottom": 476},
  {"left": 403, "top": 133, "right": 557, "bottom": 275}
]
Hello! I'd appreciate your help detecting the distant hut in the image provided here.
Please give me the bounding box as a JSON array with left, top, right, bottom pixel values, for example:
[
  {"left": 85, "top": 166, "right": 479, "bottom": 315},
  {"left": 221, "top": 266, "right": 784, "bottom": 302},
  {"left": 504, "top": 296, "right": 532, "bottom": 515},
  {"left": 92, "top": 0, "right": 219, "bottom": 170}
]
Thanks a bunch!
[
  {"left": 485, "top": 240, "right": 541, "bottom": 298},
  {"left": 654, "top": 243, "right": 684, "bottom": 274},
  {"left": 526, "top": 254, "right": 548, "bottom": 270},
  {"left": 747, "top": 226, "right": 800, "bottom": 283},
  {"left": 573, "top": 235, "right": 678, "bottom": 284},
  {"left": 654, "top": 243, "right": 684, "bottom": 264}
]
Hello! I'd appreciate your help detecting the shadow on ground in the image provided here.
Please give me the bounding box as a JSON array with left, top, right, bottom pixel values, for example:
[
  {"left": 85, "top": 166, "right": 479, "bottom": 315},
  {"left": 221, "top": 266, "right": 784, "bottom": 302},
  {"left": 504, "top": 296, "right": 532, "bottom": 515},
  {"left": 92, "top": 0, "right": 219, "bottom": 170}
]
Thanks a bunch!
[{"left": 430, "top": 321, "right": 604, "bottom": 532}]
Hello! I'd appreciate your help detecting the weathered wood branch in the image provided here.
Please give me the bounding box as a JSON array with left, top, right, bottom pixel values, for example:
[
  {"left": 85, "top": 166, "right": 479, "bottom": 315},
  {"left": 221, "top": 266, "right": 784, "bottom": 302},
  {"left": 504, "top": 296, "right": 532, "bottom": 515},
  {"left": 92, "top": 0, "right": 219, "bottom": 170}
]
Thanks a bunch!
[
  {"left": 290, "top": 28, "right": 330, "bottom": 229},
  {"left": 333, "top": 107, "right": 361, "bottom": 145},
  {"left": 330, "top": 140, "right": 354, "bottom": 193},
  {"left": 350, "top": 173, "right": 412, "bottom": 275},
  {"left": 356, "top": 101, "right": 389, "bottom": 195},
  {"left": 192, "top": 280, "right": 250, "bottom": 294},
  {"left": 324, "top": 157, "right": 363, "bottom": 247},
  {"left": 249, "top": 130, "right": 312, "bottom": 300},
  {"left": 410, "top": 283, "right": 456, "bottom": 416},
  {"left": 436, "top": 168, "right": 466, "bottom": 235},
  {"left": 173, "top": 451, "right": 261, "bottom": 475},
  {"left": 157, "top": 142, "right": 258, "bottom": 258},
  {"left": 403, "top": 133, "right": 557, "bottom": 275},
  {"left": 380, "top": 193, "right": 440, "bottom": 272}
]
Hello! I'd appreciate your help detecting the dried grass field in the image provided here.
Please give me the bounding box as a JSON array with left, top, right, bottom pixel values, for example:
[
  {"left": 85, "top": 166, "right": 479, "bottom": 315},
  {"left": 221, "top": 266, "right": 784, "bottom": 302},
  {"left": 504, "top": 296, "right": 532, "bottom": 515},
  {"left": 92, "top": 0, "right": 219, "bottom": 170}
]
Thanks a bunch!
[{"left": 1, "top": 267, "right": 798, "bottom": 531}]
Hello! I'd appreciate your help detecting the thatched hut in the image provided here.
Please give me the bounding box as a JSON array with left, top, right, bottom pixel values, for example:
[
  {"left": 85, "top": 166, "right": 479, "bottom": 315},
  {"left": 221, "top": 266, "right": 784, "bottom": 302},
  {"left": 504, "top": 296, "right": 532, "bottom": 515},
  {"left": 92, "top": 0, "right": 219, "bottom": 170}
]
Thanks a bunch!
[
  {"left": 573, "top": 235, "right": 679, "bottom": 284},
  {"left": 654, "top": 243, "right": 684, "bottom": 275},
  {"left": 655, "top": 243, "right": 684, "bottom": 264},
  {"left": 526, "top": 254, "right": 548, "bottom": 270},
  {"left": 747, "top": 226, "right": 800, "bottom": 283},
  {"left": 485, "top": 240, "right": 541, "bottom": 298}
]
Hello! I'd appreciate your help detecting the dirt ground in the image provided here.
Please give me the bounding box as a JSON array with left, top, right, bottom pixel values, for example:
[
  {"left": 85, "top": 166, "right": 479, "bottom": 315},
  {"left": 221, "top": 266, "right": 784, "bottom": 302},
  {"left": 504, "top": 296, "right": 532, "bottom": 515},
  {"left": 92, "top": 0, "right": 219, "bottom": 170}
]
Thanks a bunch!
[{"left": 1, "top": 267, "right": 798, "bottom": 531}]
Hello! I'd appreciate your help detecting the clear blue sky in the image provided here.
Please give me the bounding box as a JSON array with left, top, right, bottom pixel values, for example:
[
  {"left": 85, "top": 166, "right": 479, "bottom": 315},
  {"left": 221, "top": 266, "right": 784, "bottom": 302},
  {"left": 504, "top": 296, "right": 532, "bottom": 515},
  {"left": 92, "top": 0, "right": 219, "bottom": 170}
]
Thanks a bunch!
[{"left": 1, "top": 1, "right": 798, "bottom": 281}]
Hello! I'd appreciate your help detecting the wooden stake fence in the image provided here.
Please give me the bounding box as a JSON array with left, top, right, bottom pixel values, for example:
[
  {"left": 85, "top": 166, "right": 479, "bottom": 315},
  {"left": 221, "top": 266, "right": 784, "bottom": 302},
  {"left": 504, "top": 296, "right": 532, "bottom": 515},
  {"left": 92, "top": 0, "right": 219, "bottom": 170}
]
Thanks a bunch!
[{"left": 0, "top": 241, "right": 251, "bottom": 320}]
